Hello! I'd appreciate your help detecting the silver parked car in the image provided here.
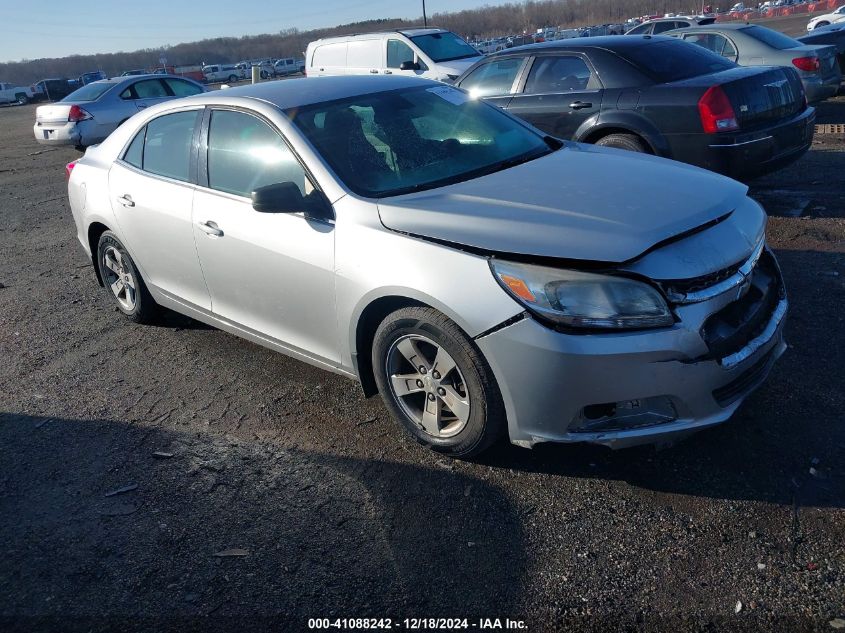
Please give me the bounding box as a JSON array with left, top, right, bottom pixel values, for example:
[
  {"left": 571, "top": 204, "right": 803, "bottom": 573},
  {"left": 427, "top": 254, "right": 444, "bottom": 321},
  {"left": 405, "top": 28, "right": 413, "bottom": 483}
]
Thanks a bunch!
[
  {"left": 33, "top": 75, "right": 207, "bottom": 148},
  {"left": 665, "top": 24, "right": 841, "bottom": 103},
  {"left": 65, "top": 76, "right": 788, "bottom": 457}
]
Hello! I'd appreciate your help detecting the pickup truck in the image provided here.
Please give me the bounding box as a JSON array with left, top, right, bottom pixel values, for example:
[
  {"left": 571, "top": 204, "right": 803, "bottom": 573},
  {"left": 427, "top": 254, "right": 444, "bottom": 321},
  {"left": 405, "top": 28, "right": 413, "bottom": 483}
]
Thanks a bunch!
[
  {"left": 273, "top": 57, "right": 305, "bottom": 76},
  {"left": 0, "top": 82, "right": 36, "bottom": 105},
  {"left": 202, "top": 64, "right": 243, "bottom": 83}
]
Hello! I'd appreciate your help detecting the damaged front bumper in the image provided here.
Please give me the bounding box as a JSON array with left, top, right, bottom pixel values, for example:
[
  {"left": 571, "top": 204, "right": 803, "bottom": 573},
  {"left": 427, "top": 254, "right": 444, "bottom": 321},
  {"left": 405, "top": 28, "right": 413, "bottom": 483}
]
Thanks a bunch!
[{"left": 476, "top": 247, "right": 787, "bottom": 450}]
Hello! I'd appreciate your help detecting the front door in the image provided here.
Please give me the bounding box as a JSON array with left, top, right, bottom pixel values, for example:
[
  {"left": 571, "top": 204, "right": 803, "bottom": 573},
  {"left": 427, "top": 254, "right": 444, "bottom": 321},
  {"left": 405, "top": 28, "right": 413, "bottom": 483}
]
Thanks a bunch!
[
  {"left": 505, "top": 54, "right": 603, "bottom": 140},
  {"left": 108, "top": 108, "right": 211, "bottom": 310},
  {"left": 455, "top": 55, "right": 527, "bottom": 109},
  {"left": 191, "top": 108, "right": 338, "bottom": 363}
]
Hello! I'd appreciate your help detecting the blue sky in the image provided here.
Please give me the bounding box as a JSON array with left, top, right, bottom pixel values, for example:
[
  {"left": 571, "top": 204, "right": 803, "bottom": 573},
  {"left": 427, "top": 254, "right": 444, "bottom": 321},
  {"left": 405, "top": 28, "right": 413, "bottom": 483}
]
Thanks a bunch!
[{"left": 3, "top": 0, "right": 513, "bottom": 62}]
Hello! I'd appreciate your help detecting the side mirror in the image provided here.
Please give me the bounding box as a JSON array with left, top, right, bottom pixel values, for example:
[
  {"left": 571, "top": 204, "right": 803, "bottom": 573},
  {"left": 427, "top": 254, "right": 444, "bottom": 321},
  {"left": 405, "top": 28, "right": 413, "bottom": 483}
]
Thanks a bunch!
[
  {"left": 399, "top": 60, "right": 421, "bottom": 71},
  {"left": 251, "top": 182, "right": 333, "bottom": 221}
]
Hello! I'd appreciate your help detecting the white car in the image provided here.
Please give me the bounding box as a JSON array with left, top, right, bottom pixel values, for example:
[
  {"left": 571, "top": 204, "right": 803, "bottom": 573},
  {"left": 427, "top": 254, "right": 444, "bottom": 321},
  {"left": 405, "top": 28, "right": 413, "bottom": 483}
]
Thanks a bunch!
[
  {"left": 202, "top": 65, "right": 243, "bottom": 83},
  {"left": 0, "top": 81, "right": 36, "bottom": 105},
  {"left": 808, "top": 5, "right": 845, "bottom": 31},
  {"left": 306, "top": 28, "right": 483, "bottom": 82}
]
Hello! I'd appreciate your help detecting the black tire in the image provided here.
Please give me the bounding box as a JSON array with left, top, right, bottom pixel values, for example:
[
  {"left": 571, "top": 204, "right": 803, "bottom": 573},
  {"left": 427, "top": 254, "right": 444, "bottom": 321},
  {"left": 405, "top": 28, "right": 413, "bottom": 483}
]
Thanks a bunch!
[
  {"left": 814, "top": 21, "right": 830, "bottom": 29},
  {"left": 228, "top": 74, "right": 238, "bottom": 83},
  {"left": 594, "top": 133, "right": 648, "bottom": 153},
  {"left": 260, "top": 70, "right": 269, "bottom": 79},
  {"left": 96, "top": 231, "right": 158, "bottom": 324},
  {"left": 15, "top": 93, "right": 28, "bottom": 105},
  {"left": 372, "top": 307, "right": 506, "bottom": 458}
]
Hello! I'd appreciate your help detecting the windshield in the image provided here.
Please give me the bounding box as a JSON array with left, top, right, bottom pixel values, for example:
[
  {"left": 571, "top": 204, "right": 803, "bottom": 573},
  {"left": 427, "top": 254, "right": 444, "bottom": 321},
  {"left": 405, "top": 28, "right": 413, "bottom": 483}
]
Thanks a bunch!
[
  {"left": 61, "top": 81, "right": 114, "bottom": 102},
  {"left": 410, "top": 32, "right": 480, "bottom": 62},
  {"left": 288, "top": 85, "right": 553, "bottom": 198},
  {"left": 741, "top": 25, "right": 801, "bottom": 49},
  {"left": 622, "top": 39, "right": 735, "bottom": 83}
]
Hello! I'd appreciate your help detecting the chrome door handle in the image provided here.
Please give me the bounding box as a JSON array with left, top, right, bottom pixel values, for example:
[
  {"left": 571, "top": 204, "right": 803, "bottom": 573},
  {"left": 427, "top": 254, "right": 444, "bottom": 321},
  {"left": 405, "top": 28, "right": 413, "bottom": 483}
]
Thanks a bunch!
[
  {"left": 569, "top": 101, "right": 592, "bottom": 110},
  {"left": 370, "top": 69, "right": 379, "bottom": 74},
  {"left": 384, "top": 70, "right": 393, "bottom": 75},
  {"left": 117, "top": 194, "right": 135, "bottom": 207},
  {"left": 197, "top": 220, "right": 223, "bottom": 237},
  {"left": 137, "top": 104, "right": 149, "bottom": 109}
]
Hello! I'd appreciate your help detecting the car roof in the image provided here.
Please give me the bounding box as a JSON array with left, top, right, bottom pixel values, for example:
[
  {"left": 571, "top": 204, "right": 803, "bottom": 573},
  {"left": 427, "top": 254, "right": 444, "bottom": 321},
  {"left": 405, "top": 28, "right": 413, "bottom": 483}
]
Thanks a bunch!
[
  {"left": 497, "top": 34, "right": 673, "bottom": 55},
  {"left": 311, "top": 27, "right": 448, "bottom": 42},
  {"left": 667, "top": 23, "right": 752, "bottom": 31},
  {"left": 185, "top": 75, "right": 433, "bottom": 110}
]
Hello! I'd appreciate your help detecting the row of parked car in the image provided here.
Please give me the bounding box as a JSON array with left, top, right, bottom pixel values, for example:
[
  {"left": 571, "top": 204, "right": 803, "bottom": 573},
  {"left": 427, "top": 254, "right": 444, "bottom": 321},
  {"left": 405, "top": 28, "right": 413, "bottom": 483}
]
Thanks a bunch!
[{"left": 32, "top": 22, "right": 843, "bottom": 184}]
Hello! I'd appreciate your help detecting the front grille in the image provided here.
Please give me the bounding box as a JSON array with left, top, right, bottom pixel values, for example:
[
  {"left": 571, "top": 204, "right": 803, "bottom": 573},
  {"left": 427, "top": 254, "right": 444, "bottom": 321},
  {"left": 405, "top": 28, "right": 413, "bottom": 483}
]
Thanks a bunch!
[
  {"left": 700, "top": 249, "right": 783, "bottom": 360},
  {"left": 663, "top": 258, "right": 745, "bottom": 297},
  {"left": 712, "top": 346, "right": 776, "bottom": 407}
]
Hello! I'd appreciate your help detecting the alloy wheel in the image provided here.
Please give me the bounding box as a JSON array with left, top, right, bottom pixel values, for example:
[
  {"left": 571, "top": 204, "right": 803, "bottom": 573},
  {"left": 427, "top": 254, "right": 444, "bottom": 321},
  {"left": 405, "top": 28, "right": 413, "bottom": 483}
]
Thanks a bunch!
[
  {"left": 102, "top": 246, "right": 136, "bottom": 311},
  {"left": 385, "top": 334, "right": 471, "bottom": 438}
]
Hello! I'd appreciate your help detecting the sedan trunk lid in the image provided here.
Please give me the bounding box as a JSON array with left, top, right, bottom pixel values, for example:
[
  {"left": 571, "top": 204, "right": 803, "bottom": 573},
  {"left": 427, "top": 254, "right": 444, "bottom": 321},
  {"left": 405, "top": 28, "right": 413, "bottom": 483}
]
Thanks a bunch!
[{"left": 377, "top": 143, "right": 749, "bottom": 263}]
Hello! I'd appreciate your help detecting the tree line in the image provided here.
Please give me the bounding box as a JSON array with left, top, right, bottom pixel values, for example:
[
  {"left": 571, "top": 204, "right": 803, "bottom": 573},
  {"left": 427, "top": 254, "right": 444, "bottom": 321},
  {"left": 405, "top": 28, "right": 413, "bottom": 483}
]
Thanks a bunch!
[{"left": 1, "top": 0, "right": 708, "bottom": 85}]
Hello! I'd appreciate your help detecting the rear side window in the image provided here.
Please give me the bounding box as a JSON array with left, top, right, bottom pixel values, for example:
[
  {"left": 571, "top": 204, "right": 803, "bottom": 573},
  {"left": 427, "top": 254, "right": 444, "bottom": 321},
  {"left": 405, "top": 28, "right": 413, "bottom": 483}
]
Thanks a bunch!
[
  {"left": 206, "top": 109, "right": 308, "bottom": 198},
  {"left": 622, "top": 40, "right": 735, "bottom": 83},
  {"left": 524, "top": 56, "right": 595, "bottom": 93},
  {"left": 134, "top": 79, "right": 169, "bottom": 98},
  {"left": 653, "top": 21, "right": 682, "bottom": 34},
  {"left": 135, "top": 110, "right": 199, "bottom": 182},
  {"left": 626, "top": 23, "right": 652, "bottom": 35},
  {"left": 165, "top": 79, "right": 203, "bottom": 96},
  {"left": 123, "top": 127, "right": 145, "bottom": 168},
  {"left": 684, "top": 33, "right": 738, "bottom": 60},
  {"left": 459, "top": 57, "right": 523, "bottom": 97}
]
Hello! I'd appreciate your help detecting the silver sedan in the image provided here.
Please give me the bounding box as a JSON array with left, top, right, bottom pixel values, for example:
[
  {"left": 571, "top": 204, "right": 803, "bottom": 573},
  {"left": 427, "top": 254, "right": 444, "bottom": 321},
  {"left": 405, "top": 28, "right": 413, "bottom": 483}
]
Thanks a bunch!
[
  {"left": 665, "top": 23, "right": 841, "bottom": 103},
  {"left": 65, "top": 76, "right": 787, "bottom": 457},
  {"left": 34, "top": 75, "right": 207, "bottom": 148}
]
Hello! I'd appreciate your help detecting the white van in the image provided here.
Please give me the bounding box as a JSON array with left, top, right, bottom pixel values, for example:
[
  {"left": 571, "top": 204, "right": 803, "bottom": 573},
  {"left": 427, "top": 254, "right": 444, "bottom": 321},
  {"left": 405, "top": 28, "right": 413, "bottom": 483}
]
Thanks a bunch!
[{"left": 305, "top": 28, "right": 483, "bottom": 82}]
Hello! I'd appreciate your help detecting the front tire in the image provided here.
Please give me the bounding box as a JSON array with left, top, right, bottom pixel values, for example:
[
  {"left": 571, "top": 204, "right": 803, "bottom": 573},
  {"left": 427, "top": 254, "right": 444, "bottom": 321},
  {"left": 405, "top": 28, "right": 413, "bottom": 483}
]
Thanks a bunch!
[
  {"left": 595, "top": 132, "right": 648, "bottom": 153},
  {"left": 228, "top": 74, "right": 238, "bottom": 83},
  {"left": 372, "top": 307, "right": 506, "bottom": 458},
  {"left": 814, "top": 21, "right": 830, "bottom": 29},
  {"left": 96, "top": 231, "right": 158, "bottom": 324},
  {"left": 15, "top": 93, "right": 28, "bottom": 105}
]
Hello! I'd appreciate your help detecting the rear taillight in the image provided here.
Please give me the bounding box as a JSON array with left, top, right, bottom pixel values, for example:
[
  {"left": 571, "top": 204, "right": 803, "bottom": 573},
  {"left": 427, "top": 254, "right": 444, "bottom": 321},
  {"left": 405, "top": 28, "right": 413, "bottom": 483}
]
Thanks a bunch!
[
  {"left": 792, "top": 56, "right": 820, "bottom": 72},
  {"left": 65, "top": 161, "right": 76, "bottom": 180},
  {"left": 67, "top": 105, "right": 92, "bottom": 122},
  {"left": 698, "top": 85, "right": 739, "bottom": 134}
]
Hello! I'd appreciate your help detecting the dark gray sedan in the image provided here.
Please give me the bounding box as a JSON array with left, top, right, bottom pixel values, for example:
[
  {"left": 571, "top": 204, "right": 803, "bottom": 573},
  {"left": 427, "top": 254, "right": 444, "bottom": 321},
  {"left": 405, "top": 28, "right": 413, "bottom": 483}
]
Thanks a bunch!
[
  {"left": 665, "top": 23, "right": 841, "bottom": 102},
  {"left": 33, "top": 75, "right": 207, "bottom": 148}
]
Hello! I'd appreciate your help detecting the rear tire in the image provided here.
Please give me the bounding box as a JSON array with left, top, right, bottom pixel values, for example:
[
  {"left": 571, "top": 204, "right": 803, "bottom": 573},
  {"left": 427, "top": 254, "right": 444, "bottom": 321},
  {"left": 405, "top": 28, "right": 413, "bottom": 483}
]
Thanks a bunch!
[
  {"left": 15, "top": 93, "right": 28, "bottom": 105},
  {"left": 228, "top": 74, "right": 238, "bottom": 83},
  {"left": 96, "top": 231, "right": 158, "bottom": 324},
  {"left": 372, "top": 307, "right": 506, "bottom": 458},
  {"left": 595, "top": 133, "right": 648, "bottom": 153}
]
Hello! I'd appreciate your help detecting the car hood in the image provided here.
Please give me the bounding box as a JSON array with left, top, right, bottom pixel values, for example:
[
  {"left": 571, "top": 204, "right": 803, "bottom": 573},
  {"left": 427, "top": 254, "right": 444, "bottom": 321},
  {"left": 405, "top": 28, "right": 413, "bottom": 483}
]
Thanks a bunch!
[{"left": 377, "top": 143, "right": 749, "bottom": 263}]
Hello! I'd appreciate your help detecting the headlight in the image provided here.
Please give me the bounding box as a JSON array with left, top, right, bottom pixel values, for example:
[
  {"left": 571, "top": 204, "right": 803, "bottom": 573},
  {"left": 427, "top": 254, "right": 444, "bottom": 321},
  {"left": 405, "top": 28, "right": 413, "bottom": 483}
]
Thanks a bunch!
[{"left": 490, "top": 260, "right": 673, "bottom": 330}]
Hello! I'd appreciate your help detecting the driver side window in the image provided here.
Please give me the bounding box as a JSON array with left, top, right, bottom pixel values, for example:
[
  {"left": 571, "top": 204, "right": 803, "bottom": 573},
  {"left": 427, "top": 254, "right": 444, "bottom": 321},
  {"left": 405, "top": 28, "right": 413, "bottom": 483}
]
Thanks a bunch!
[
  {"left": 387, "top": 39, "right": 415, "bottom": 69},
  {"left": 206, "top": 109, "right": 310, "bottom": 198}
]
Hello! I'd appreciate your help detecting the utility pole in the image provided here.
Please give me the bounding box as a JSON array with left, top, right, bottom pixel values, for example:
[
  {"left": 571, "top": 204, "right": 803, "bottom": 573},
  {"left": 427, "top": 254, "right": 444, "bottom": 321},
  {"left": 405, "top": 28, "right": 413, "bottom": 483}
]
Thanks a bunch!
[{"left": 422, "top": 0, "right": 427, "bottom": 26}]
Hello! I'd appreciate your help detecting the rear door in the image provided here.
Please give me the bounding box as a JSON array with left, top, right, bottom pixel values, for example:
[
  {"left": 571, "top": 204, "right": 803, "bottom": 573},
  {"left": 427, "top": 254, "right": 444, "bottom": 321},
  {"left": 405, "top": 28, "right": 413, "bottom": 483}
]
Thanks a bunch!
[
  {"left": 505, "top": 53, "right": 603, "bottom": 139},
  {"left": 122, "top": 78, "right": 173, "bottom": 112},
  {"left": 108, "top": 108, "right": 211, "bottom": 310},
  {"left": 346, "top": 38, "right": 383, "bottom": 75}
]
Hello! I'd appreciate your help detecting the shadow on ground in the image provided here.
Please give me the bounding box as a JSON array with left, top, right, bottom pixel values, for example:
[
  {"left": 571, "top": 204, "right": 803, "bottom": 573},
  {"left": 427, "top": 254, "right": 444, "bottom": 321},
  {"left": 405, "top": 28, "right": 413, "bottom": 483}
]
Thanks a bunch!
[{"left": 0, "top": 412, "right": 526, "bottom": 631}]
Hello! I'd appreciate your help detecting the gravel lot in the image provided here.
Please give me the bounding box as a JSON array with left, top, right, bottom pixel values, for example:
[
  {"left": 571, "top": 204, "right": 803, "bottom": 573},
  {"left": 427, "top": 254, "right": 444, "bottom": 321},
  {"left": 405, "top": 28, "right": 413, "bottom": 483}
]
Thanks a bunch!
[{"left": 1, "top": 90, "right": 844, "bottom": 632}]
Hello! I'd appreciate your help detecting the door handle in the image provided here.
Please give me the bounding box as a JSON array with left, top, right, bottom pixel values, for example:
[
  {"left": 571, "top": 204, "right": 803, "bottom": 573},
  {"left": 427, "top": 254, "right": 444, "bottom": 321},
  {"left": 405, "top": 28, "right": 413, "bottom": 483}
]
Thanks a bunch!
[
  {"left": 569, "top": 101, "right": 593, "bottom": 110},
  {"left": 117, "top": 194, "right": 135, "bottom": 207},
  {"left": 384, "top": 70, "right": 393, "bottom": 75},
  {"left": 370, "top": 69, "right": 379, "bottom": 74},
  {"left": 137, "top": 104, "right": 149, "bottom": 109},
  {"left": 197, "top": 220, "right": 224, "bottom": 237}
]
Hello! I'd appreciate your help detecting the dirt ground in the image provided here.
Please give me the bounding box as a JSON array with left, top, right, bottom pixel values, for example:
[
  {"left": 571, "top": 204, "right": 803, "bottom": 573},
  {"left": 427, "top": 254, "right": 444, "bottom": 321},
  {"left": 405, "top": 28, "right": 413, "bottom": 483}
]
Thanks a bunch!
[{"left": 1, "top": 88, "right": 844, "bottom": 632}]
